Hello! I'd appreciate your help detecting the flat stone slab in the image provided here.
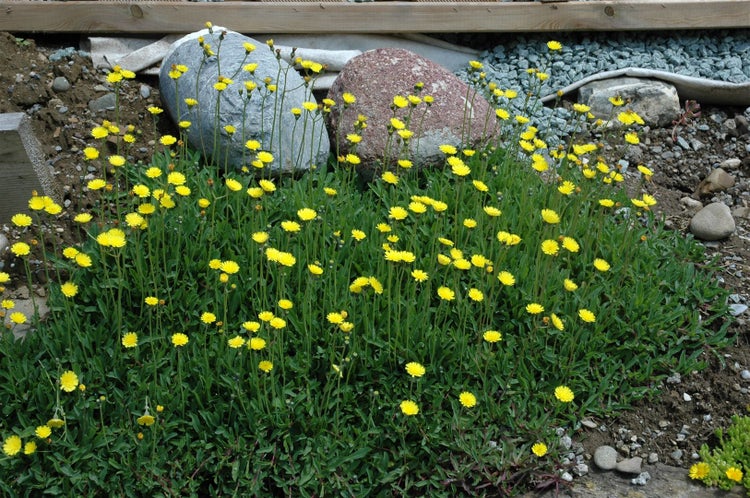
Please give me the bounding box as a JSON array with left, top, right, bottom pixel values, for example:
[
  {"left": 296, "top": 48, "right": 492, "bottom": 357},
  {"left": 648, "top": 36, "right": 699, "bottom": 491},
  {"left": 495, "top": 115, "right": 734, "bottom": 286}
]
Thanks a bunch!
[{"left": 0, "top": 112, "right": 59, "bottom": 223}]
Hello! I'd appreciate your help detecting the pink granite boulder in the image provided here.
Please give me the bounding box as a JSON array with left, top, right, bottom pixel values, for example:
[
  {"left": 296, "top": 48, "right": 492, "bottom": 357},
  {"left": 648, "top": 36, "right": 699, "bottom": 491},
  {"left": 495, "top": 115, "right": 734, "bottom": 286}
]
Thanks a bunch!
[{"left": 326, "top": 48, "right": 498, "bottom": 178}]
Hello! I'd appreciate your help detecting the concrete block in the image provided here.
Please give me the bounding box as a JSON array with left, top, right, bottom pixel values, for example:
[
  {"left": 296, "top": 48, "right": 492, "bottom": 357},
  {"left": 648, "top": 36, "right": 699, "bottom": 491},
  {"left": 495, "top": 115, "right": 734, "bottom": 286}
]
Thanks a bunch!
[{"left": 0, "top": 112, "right": 59, "bottom": 223}]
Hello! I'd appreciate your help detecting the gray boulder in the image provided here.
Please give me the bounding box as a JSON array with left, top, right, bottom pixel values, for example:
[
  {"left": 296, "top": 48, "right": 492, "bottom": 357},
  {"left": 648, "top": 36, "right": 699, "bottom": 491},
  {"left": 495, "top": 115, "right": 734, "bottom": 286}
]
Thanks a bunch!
[
  {"left": 326, "top": 48, "right": 498, "bottom": 177},
  {"left": 578, "top": 77, "right": 680, "bottom": 128},
  {"left": 160, "top": 28, "right": 330, "bottom": 174},
  {"left": 689, "top": 202, "right": 735, "bottom": 241}
]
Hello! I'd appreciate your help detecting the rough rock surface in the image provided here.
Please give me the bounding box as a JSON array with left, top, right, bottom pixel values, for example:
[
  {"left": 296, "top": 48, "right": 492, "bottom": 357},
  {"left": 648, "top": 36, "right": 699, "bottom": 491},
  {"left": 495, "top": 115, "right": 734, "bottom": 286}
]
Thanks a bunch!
[
  {"left": 578, "top": 77, "right": 680, "bottom": 128},
  {"left": 160, "top": 28, "right": 330, "bottom": 174},
  {"left": 326, "top": 48, "right": 497, "bottom": 177},
  {"left": 592, "top": 445, "right": 618, "bottom": 470}
]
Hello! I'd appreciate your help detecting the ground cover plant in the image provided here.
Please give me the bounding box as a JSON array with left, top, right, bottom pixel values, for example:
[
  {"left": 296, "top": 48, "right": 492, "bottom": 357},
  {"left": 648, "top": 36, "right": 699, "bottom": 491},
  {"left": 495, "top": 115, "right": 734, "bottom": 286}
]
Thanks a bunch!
[{"left": 0, "top": 30, "right": 734, "bottom": 496}]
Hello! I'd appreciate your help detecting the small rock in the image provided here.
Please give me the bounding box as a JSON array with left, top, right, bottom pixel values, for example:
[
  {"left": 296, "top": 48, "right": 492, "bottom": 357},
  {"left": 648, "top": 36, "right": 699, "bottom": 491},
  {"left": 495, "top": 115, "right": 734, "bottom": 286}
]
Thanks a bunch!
[
  {"left": 139, "top": 84, "right": 151, "bottom": 99},
  {"left": 88, "top": 92, "right": 117, "bottom": 113},
  {"left": 671, "top": 449, "right": 684, "bottom": 461},
  {"left": 683, "top": 393, "right": 692, "bottom": 402},
  {"left": 680, "top": 196, "right": 703, "bottom": 212},
  {"left": 666, "top": 373, "right": 682, "bottom": 384},
  {"left": 559, "top": 435, "right": 572, "bottom": 450},
  {"left": 732, "top": 206, "right": 750, "bottom": 219},
  {"left": 593, "top": 445, "right": 618, "bottom": 470},
  {"left": 581, "top": 418, "right": 598, "bottom": 429},
  {"left": 560, "top": 472, "right": 573, "bottom": 482},
  {"left": 730, "top": 304, "right": 749, "bottom": 317},
  {"left": 694, "top": 167, "right": 736, "bottom": 197},
  {"left": 658, "top": 420, "right": 670, "bottom": 428},
  {"left": 631, "top": 472, "right": 651, "bottom": 486},
  {"left": 740, "top": 369, "right": 750, "bottom": 380},
  {"left": 689, "top": 202, "right": 736, "bottom": 241},
  {"left": 573, "top": 463, "right": 589, "bottom": 476},
  {"left": 720, "top": 158, "right": 742, "bottom": 170},
  {"left": 648, "top": 452, "right": 659, "bottom": 464},
  {"left": 616, "top": 456, "right": 642, "bottom": 474},
  {"left": 52, "top": 76, "right": 71, "bottom": 92}
]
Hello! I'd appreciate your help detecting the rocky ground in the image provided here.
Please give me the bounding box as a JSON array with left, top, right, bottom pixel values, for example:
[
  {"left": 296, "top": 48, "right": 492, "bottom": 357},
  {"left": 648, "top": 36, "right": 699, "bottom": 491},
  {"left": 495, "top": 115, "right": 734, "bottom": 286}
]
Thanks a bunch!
[{"left": 1, "top": 31, "right": 750, "bottom": 495}]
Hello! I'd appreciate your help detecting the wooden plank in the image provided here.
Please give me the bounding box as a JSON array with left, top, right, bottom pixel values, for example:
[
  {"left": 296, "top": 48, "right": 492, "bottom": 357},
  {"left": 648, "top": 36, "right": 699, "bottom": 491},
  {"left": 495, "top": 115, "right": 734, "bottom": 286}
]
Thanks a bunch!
[{"left": 0, "top": 0, "right": 748, "bottom": 34}]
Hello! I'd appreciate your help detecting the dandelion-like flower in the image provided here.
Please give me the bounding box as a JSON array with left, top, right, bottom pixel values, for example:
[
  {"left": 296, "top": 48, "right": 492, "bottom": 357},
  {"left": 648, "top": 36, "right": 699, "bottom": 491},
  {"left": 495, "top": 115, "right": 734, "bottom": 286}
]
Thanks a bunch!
[
  {"left": 593, "top": 258, "right": 611, "bottom": 272},
  {"left": 541, "top": 239, "right": 560, "bottom": 256},
  {"left": 137, "top": 414, "right": 155, "bottom": 426},
  {"left": 258, "top": 360, "right": 273, "bottom": 373},
  {"left": 60, "top": 281, "right": 78, "bottom": 298},
  {"left": 726, "top": 467, "right": 743, "bottom": 482},
  {"left": 60, "top": 370, "right": 79, "bottom": 392},
  {"left": 405, "top": 362, "right": 426, "bottom": 378},
  {"left": 201, "top": 312, "right": 217, "bottom": 324},
  {"left": 35, "top": 425, "right": 51, "bottom": 439},
  {"left": 459, "top": 392, "right": 477, "bottom": 408},
  {"left": 297, "top": 208, "right": 317, "bottom": 221},
  {"left": 483, "top": 330, "right": 502, "bottom": 343},
  {"left": 689, "top": 462, "right": 710, "bottom": 480},
  {"left": 578, "top": 309, "right": 596, "bottom": 323},
  {"left": 171, "top": 333, "right": 189, "bottom": 347},
  {"left": 541, "top": 209, "right": 560, "bottom": 224},
  {"left": 400, "top": 400, "right": 419, "bottom": 416},
  {"left": 2, "top": 435, "right": 22, "bottom": 457},
  {"left": 10, "top": 242, "right": 30, "bottom": 257},
  {"left": 228, "top": 336, "right": 246, "bottom": 349},
  {"left": 526, "top": 303, "right": 544, "bottom": 315},
  {"left": 532, "top": 442, "right": 548, "bottom": 457},
  {"left": 437, "top": 286, "right": 455, "bottom": 301},
  {"left": 122, "top": 332, "right": 138, "bottom": 348},
  {"left": 554, "top": 385, "right": 575, "bottom": 403}
]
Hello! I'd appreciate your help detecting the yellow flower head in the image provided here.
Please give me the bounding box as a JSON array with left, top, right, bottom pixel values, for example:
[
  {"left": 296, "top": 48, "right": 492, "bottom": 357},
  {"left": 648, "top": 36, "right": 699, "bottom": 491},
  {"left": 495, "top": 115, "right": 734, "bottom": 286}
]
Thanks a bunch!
[
  {"left": 459, "top": 392, "right": 477, "bottom": 408},
  {"left": 689, "top": 462, "right": 710, "bottom": 480},
  {"left": 532, "top": 442, "right": 548, "bottom": 457},
  {"left": 400, "top": 400, "right": 419, "bottom": 416},
  {"left": 437, "top": 286, "right": 455, "bottom": 301},
  {"left": 526, "top": 303, "right": 544, "bottom": 314},
  {"left": 554, "top": 385, "right": 575, "bottom": 403},
  {"left": 541, "top": 208, "right": 560, "bottom": 224},
  {"left": 122, "top": 332, "right": 138, "bottom": 348},
  {"left": 578, "top": 309, "right": 596, "bottom": 323},
  {"left": 171, "top": 333, "right": 189, "bottom": 347},
  {"left": 483, "top": 330, "right": 502, "bottom": 343},
  {"left": 2, "top": 435, "right": 22, "bottom": 457},
  {"left": 405, "top": 362, "right": 426, "bottom": 378},
  {"left": 60, "top": 370, "right": 79, "bottom": 392}
]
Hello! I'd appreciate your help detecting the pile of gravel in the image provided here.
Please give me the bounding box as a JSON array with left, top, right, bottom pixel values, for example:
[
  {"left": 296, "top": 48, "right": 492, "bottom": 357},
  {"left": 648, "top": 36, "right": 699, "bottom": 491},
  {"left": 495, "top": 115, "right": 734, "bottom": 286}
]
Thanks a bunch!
[{"left": 455, "top": 29, "right": 750, "bottom": 142}]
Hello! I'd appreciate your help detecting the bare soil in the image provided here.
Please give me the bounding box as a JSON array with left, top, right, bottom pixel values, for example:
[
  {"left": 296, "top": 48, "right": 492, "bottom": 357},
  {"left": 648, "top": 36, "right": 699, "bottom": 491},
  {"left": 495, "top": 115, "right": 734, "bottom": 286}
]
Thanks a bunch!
[{"left": 2, "top": 30, "right": 750, "bottom": 493}]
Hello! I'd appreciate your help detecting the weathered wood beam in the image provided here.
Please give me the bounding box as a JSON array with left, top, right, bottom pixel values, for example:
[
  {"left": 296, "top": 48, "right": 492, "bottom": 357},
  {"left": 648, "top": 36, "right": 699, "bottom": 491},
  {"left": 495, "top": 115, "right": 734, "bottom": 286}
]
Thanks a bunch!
[{"left": 0, "top": 0, "right": 748, "bottom": 34}]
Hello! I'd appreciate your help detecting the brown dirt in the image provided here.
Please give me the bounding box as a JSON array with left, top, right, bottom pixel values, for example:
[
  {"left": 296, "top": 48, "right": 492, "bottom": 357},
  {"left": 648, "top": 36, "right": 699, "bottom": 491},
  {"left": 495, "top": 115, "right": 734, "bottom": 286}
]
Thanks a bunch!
[{"left": 2, "top": 30, "right": 750, "bottom": 493}]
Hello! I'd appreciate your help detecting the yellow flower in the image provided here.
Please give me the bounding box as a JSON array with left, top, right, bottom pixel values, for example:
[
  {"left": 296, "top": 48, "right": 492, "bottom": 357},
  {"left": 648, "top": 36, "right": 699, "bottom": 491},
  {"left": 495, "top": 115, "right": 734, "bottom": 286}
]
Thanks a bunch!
[
  {"left": 171, "top": 333, "right": 189, "bottom": 347},
  {"left": 550, "top": 313, "right": 565, "bottom": 331},
  {"left": 60, "top": 370, "right": 79, "bottom": 392},
  {"left": 608, "top": 95, "right": 625, "bottom": 106},
  {"left": 60, "top": 281, "right": 78, "bottom": 298},
  {"left": 483, "top": 206, "right": 501, "bottom": 217},
  {"left": 351, "top": 229, "right": 367, "bottom": 241},
  {"left": 269, "top": 317, "right": 286, "bottom": 329},
  {"left": 2, "top": 435, "right": 22, "bottom": 457},
  {"left": 87, "top": 178, "right": 107, "bottom": 191},
  {"left": 248, "top": 337, "right": 266, "bottom": 350},
  {"left": 497, "top": 271, "right": 516, "bottom": 286},
  {"left": 122, "top": 332, "right": 138, "bottom": 348},
  {"left": 381, "top": 171, "right": 399, "bottom": 185},
  {"left": 10, "top": 312, "right": 26, "bottom": 324},
  {"left": 483, "top": 330, "right": 502, "bottom": 343},
  {"left": 599, "top": 198, "right": 615, "bottom": 208},
  {"left": 201, "top": 312, "right": 217, "bottom": 324},
  {"left": 75, "top": 253, "right": 92, "bottom": 268},
  {"left": 463, "top": 218, "right": 477, "bottom": 228},
  {"left": 541, "top": 239, "right": 560, "bottom": 256},
  {"left": 228, "top": 336, "right": 246, "bottom": 349},
  {"left": 532, "top": 442, "right": 548, "bottom": 457},
  {"left": 554, "top": 385, "right": 575, "bottom": 403},
  {"left": 10, "top": 242, "right": 31, "bottom": 257},
  {"left": 437, "top": 286, "right": 455, "bottom": 301},
  {"left": 225, "top": 178, "right": 243, "bottom": 192},
  {"left": 281, "top": 220, "right": 301, "bottom": 233},
  {"left": 35, "top": 425, "right": 51, "bottom": 439},
  {"left": 159, "top": 135, "right": 177, "bottom": 146},
  {"left": 83, "top": 147, "right": 99, "bottom": 160},
  {"left": 11, "top": 213, "right": 32, "bottom": 227},
  {"left": 47, "top": 418, "right": 64, "bottom": 429},
  {"left": 526, "top": 303, "right": 544, "bottom": 314},
  {"left": 578, "top": 309, "right": 596, "bottom": 323},
  {"left": 258, "top": 360, "right": 273, "bottom": 373},
  {"left": 448, "top": 156, "right": 470, "bottom": 176},
  {"left": 546, "top": 40, "right": 562, "bottom": 51},
  {"left": 637, "top": 164, "right": 654, "bottom": 179},
  {"left": 468, "top": 288, "right": 484, "bottom": 302},
  {"left": 388, "top": 206, "right": 408, "bottom": 220},
  {"left": 308, "top": 264, "right": 324, "bottom": 275},
  {"left": 689, "top": 462, "right": 710, "bottom": 480},
  {"left": 297, "top": 208, "right": 317, "bottom": 221},
  {"left": 410, "top": 269, "right": 428, "bottom": 282},
  {"left": 137, "top": 414, "right": 155, "bottom": 426},
  {"left": 563, "top": 279, "right": 578, "bottom": 292},
  {"left": 593, "top": 258, "right": 611, "bottom": 272},
  {"left": 405, "top": 362, "right": 426, "bottom": 378},
  {"left": 726, "top": 467, "right": 743, "bottom": 482},
  {"left": 472, "top": 180, "right": 489, "bottom": 192},
  {"left": 541, "top": 209, "right": 560, "bottom": 224},
  {"left": 108, "top": 155, "right": 126, "bottom": 167},
  {"left": 459, "top": 392, "right": 477, "bottom": 408},
  {"left": 439, "top": 144, "right": 457, "bottom": 155},
  {"left": 342, "top": 92, "right": 356, "bottom": 104},
  {"left": 561, "top": 237, "right": 580, "bottom": 253},
  {"left": 400, "top": 400, "right": 419, "bottom": 416},
  {"left": 242, "top": 321, "right": 261, "bottom": 332},
  {"left": 572, "top": 103, "right": 591, "bottom": 113}
]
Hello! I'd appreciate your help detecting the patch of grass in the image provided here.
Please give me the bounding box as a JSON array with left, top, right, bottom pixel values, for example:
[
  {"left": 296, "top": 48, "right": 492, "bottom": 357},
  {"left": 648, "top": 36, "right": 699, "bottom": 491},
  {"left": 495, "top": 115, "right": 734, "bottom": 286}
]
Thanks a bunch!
[{"left": 0, "top": 29, "right": 733, "bottom": 496}]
